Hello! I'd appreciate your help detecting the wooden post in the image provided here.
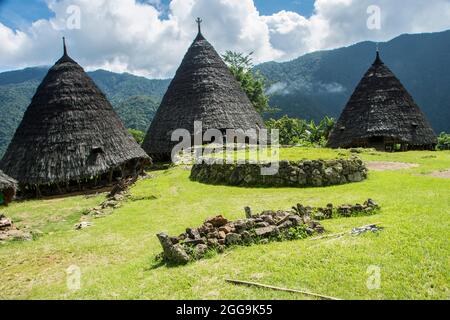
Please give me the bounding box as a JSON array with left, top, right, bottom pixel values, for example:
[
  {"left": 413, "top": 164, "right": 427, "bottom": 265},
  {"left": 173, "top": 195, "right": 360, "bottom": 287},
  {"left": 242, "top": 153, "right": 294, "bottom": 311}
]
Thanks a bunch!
[
  {"left": 56, "top": 182, "right": 62, "bottom": 194},
  {"left": 108, "top": 170, "right": 114, "bottom": 186}
]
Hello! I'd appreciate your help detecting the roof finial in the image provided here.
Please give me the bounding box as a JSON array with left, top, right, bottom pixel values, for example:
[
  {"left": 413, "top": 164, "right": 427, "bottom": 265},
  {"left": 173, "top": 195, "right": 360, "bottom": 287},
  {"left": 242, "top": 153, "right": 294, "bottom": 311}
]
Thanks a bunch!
[
  {"left": 196, "top": 17, "right": 202, "bottom": 34},
  {"left": 63, "top": 37, "right": 67, "bottom": 56},
  {"left": 374, "top": 42, "right": 382, "bottom": 64}
]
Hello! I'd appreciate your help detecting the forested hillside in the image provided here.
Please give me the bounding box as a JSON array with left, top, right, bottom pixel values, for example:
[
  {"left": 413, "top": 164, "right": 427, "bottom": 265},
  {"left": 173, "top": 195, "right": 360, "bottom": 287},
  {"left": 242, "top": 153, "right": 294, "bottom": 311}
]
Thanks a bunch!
[
  {"left": 0, "top": 69, "right": 170, "bottom": 156},
  {"left": 256, "top": 30, "right": 450, "bottom": 133}
]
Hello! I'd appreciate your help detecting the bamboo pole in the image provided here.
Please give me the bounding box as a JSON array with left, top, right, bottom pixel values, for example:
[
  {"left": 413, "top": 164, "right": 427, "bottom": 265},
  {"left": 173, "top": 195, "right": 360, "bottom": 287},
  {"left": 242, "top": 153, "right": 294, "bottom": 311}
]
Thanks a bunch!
[
  {"left": 310, "top": 223, "right": 382, "bottom": 241},
  {"left": 226, "top": 279, "right": 341, "bottom": 300}
]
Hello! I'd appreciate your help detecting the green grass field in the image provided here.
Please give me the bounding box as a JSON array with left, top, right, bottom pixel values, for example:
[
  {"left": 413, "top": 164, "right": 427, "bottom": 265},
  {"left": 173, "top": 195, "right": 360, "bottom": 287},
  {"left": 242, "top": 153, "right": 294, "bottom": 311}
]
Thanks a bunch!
[{"left": 0, "top": 148, "right": 449, "bottom": 300}]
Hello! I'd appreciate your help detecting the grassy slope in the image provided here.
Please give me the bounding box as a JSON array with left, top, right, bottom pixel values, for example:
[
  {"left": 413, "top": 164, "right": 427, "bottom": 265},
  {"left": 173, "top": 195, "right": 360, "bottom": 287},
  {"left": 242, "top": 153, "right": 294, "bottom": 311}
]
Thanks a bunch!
[{"left": 0, "top": 149, "right": 449, "bottom": 300}]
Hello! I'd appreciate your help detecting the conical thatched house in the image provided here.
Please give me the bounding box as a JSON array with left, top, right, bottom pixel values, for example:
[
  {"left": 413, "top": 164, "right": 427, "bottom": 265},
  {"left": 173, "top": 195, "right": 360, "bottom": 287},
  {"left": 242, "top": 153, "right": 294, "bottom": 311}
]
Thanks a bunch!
[
  {"left": 327, "top": 51, "right": 437, "bottom": 151},
  {"left": 0, "top": 39, "right": 150, "bottom": 196},
  {"left": 143, "top": 19, "right": 266, "bottom": 161},
  {"left": 0, "top": 170, "right": 16, "bottom": 205}
]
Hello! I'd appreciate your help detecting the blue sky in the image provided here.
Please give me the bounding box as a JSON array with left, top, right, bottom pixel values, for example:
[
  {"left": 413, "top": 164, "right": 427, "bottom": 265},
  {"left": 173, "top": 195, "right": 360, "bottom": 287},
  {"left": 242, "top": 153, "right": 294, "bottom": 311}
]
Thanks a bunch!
[
  {"left": 0, "top": 0, "right": 53, "bottom": 30},
  {"left": 0, "top": 0, "right": 315, "bottom": 30},
  {"left": 144, "top": 0, "right": 316, "bottom": 17},
  {"left": 1, "top": 0, "right": 449, "bottom": 77},
  {"left": 254, "top": 0, "right": 315, "bottom": 16}
]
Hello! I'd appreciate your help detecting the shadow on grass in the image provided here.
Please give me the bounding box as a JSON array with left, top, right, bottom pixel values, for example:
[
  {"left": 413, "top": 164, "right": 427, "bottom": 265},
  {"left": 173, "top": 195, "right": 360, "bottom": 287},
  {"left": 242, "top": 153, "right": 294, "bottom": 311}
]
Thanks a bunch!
[
  {"left": 145, "top": 162, "right": 174, "bottom": 172},
  {"left": 187, "top": 177, "right": 368, "bottom": 190},
  {"left": 145, "top": 253, "right": 192, "bottom": 270},
  {"left": 145, "top": 250, "right": 221, "bottom": 271}
]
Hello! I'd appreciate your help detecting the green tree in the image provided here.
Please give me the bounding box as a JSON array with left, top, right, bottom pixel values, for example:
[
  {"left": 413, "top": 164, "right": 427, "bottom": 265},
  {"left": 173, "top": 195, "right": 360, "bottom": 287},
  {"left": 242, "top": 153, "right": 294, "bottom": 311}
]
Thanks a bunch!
[
  {"left": 437, "top": 132, "right": 450, "bottom": 150},
  {"left": 306, "top": 116, "right": 335, "bottom": 146},
  {"left": 265, "top": 115, "right": 335, "bottom": 146},
  {"left": 222, "top": 51, "right": 275, "bottom": 115},
  {"left": 265, "top": 116, "right": 306, "bottom": 145},
  {"left": 128, "top": 129, "right": 146, "bottom": 145}
]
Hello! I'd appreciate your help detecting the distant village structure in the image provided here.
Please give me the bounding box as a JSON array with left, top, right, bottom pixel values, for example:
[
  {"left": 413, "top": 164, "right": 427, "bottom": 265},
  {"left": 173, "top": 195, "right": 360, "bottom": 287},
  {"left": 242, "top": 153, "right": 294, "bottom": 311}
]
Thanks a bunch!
[
  {"left": 143, "top": 18, "right": 266, "bottom": 161},
  {"left": 327, "top": 51, "right": 437, "bottom": 151},
  {"left": 0, "top": 20, "right": 441, "bottom": 201},
  {"left": 0, "top": 39, "right": 150, "bottom": 197},
  {"left": 0, "top": 170, "right": 16, "bottom": 205}
]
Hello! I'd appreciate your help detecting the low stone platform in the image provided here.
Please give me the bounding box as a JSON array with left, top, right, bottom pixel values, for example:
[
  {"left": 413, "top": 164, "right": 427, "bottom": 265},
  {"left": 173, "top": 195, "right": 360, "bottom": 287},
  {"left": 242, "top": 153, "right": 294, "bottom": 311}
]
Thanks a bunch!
[
  {"left": 190, "top": 158, "right": 367, "bottom": 188},
  {"left": 157, "top": 199, "right": 379, "bottom": 264}
]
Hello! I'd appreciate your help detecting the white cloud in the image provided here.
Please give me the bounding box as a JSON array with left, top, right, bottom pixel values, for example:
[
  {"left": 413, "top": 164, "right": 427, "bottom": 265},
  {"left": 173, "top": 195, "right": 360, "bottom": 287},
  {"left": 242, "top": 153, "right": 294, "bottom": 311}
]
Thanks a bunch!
[
  {"left": 266, "top": 82, "right": 289, "bottom": 95},
  {"left": 318, "top": 82, "right": 346, "bottom": 94},
  {"left": 0, "top": 0, "right": 449, "bottom": 78}
]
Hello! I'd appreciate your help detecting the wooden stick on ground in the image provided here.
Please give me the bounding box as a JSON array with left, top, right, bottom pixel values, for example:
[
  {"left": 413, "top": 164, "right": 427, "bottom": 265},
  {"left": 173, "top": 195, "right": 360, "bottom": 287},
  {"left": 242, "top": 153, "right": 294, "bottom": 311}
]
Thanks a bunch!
[
  {"left": 226, "top": 279, "right": 341, "bottom": 301},
  {"left": 310, "top": 223, "right": 382, "bottom": 241}
]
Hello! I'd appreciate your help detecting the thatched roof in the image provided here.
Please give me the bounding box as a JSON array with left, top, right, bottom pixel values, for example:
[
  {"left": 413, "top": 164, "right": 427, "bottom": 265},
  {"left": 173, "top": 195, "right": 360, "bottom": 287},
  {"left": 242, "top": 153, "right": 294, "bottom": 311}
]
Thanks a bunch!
[
  {"left": 142, "top": 21, "right": 266, "bottom": 161},
  {"left": 0, "top": 39, "right": 150, "bottom": 186},
  {"left": 327, "top": 52, "right": 437, "bottom": 149},
  {"left": 0, "top": 170, "right": 16, "bottom": 191}
]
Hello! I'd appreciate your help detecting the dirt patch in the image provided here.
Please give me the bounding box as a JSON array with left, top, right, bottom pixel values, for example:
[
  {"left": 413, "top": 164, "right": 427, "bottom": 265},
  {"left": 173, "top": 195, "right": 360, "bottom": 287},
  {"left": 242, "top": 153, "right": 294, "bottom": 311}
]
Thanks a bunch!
[
  {"left": 0, "top": 214, "right": 32, "bottom": 242},
  {"left": 426, "top": 170, "right": 450, "bottom": 179},
  {"left": 366, "top": 162, "right": 419, "bottom": 171}
]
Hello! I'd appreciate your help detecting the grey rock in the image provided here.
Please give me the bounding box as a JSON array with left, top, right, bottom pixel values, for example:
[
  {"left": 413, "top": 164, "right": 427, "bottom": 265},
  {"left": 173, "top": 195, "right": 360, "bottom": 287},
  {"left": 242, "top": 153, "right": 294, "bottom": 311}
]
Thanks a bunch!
[
  {"left": 219, "top": 225, "right": 234, "bottom": 234},
  {"left": 288, "top": 215, "right": 303, "bottom": 226},
  {"left": 205, "top": 215, "right": 228, "bottom": 228},
  {"left": 315, "top": 225, "right": 325, "bottom": 233},
  {"left": 157, "top": 233, "right": 190, "bottom": 264},
  {"left": 255, "top": 225, "right": 279, "bottom": 237},
  {"left": 366, "top": 199, "right": 379, "bottom": 208},
  {"left": 185, "top": 238, "right": 206, "bottom": 246},
  {"left": 261, "top": 215, "right": 275, "bottom": 225},
  {"left": 207, "top": 231, "right": 219, "bottom": 239},
  {"left": 311, "top": 169, "right": 323, "bottom": 187},
  {"left": 75, "top": 221, "right": 93, "bottom": 230},
  {"left": 255, "top": 222, "right": 270, "bottom": 228},
  {"left": 298, "top": 169, "right": 307, "bottom": 185},
  {"left": 194, "top": 244, "right": 209, "bottom": 258},
  {"left": 186, "top": 228, "right": 201, "bottom": 239},
  {"left": 234, "top": 219, "right": 254, "bottom": 232},
  {"left": 313, "top": 212, "right": 326, "bottom": 220},
  {"left": 225, "top": 233, "right": 242, "bottom": 245},
  {"left": 275, "top": 213, "right": 290, "bottom": 226},
  {"left": 198, "top": 223, "right": 214, "bottom": 235},
  {"left": 170, "top": 236, "right": 180, "bottom": 244},
  {"left": 0, "top": 217, "right": 13, "bottom": 230},
  {"left": 207, "top": 238, "right": 219, "bottom": 247},
  {"left": 278, "top": 220, "right": 293, "bottom": 230},
  {"left": 244, "top": 207, "right": 252, "bottom": 219},
  {"left": 240, "top": 231, "right": 252, "bottom": 244}
]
